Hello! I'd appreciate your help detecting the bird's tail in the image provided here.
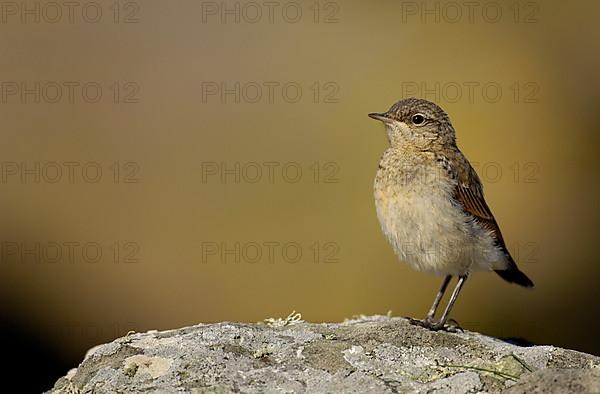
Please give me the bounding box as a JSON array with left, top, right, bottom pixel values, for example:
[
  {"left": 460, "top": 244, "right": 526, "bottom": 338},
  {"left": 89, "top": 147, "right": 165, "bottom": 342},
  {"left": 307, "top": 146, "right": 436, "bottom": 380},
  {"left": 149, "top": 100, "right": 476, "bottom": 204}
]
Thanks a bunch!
[{"left": 495, "top": 259, "right": 534, "bottom": 288}]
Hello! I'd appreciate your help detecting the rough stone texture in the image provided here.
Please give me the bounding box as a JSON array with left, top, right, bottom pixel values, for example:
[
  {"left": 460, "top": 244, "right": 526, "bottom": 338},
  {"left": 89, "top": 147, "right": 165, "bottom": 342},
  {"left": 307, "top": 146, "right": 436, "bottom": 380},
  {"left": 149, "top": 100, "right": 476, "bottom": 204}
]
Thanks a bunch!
[{"left": 49, "top": 315, "right": 599, "bottom": 393}]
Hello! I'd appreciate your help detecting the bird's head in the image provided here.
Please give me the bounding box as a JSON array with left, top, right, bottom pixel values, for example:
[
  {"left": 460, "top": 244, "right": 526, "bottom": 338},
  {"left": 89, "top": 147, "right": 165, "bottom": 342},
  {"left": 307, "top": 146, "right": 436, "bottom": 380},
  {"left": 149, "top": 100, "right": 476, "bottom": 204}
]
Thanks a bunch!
[{"left": 369, "top": 97, "right": 456, "bottom": 149}]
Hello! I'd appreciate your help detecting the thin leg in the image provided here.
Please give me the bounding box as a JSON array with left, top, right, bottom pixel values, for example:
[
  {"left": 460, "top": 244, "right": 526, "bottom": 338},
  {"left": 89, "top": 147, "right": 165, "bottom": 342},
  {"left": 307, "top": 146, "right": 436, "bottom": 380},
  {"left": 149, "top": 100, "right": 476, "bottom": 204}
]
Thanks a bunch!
[
  {"left": 426, "top": 275, "right": 452, "bottom": 322},
  {"left": 431, "top": 274, "right": 468, "bottom": 330}
]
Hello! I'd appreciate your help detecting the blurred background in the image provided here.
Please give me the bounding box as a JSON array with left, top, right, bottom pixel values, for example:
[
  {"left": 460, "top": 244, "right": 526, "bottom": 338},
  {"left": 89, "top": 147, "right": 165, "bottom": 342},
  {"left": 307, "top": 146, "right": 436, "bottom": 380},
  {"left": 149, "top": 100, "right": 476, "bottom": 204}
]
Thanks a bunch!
[{"left": 1, "top": 0, "right": 599, "bottom": 391}]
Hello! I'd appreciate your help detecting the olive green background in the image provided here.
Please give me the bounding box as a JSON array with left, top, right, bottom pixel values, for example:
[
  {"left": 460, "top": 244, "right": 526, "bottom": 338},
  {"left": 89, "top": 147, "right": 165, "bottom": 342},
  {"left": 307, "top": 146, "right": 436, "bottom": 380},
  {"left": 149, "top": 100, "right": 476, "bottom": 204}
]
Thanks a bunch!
[{"left": 1, "top": 0, "right": 599, "bottom": 388}]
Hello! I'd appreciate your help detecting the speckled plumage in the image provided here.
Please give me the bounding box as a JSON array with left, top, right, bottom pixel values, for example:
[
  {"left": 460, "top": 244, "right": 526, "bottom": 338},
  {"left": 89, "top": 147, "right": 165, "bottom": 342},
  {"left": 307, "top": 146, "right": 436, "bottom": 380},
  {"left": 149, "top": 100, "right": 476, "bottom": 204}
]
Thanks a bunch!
[
  {"left": 369, "top": 98, "right": 533, "bottom": 330},
  {"left": 370, "top": 98, "right": 533, "bottom": 283}
]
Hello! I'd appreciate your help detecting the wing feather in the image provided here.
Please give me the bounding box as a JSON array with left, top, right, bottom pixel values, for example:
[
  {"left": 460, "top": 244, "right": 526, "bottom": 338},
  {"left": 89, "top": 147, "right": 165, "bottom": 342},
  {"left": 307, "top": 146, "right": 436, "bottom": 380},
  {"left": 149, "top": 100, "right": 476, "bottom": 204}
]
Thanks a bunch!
[{"left": 450, "top": 157, "right": 509, "bottom": 252}]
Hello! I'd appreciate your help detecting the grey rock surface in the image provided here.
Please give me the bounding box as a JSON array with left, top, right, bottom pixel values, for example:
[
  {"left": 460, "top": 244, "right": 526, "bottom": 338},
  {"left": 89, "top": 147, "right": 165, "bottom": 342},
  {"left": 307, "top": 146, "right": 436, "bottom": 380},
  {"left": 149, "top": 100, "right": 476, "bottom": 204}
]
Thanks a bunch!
[{"left": 49, "top": 315, "right": 599, "bottom": 393}]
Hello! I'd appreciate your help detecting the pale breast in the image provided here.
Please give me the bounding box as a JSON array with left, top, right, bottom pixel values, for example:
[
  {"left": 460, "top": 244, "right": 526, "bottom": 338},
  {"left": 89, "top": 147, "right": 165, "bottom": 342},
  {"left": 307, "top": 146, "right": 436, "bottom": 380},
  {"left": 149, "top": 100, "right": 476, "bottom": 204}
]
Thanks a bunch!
[{"left": 374, "top": 157, "right": 504, "bottom": 275}]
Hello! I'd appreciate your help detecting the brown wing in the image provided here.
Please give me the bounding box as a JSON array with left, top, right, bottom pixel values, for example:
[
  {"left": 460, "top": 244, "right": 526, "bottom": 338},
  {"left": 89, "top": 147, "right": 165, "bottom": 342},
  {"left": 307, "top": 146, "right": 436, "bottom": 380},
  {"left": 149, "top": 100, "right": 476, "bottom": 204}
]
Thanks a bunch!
[
  {"left": 452, "top": 157, "right": 509, "bottom": 252},
  {"left": 448, "top": 152, "right": 534, "bottom": 287}
]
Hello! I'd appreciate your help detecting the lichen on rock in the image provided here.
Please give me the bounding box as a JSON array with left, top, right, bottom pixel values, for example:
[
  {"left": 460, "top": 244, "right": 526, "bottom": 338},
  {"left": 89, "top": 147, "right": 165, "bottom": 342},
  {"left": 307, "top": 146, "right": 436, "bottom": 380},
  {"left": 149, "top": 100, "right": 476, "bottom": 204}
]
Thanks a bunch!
[{"left": 48, "top": 315, "right": 600, "bottom": 393}]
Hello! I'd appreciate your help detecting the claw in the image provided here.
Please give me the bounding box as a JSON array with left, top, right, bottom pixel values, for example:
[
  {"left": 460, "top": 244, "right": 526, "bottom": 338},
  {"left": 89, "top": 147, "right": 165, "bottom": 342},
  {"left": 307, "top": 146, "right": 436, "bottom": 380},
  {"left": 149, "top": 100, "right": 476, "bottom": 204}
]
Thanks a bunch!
[{"left": 407, "top": 317, "right": 462, "bottom": 332}]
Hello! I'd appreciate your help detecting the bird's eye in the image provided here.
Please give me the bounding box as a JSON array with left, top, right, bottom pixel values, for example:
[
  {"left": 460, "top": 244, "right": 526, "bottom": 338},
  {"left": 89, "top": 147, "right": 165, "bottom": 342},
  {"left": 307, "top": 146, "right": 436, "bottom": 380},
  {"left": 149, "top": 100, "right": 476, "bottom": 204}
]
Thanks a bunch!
[{"left": 412, "top": 114, "right": 426, "bottom": 125}]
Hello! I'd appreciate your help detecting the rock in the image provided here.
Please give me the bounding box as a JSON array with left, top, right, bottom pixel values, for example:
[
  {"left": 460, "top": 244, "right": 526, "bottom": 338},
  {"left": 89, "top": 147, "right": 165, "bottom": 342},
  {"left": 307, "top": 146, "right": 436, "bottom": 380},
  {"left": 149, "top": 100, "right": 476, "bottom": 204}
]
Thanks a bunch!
[{"left": 48, "top": 315, "right": 599, "bottom": 393}]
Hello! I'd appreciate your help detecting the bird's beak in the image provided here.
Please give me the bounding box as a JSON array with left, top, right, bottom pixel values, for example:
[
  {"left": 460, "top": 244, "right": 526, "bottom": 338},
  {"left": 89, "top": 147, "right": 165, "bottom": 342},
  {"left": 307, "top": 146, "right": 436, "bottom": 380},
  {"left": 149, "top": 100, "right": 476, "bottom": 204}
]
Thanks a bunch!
[{"left": 368, "top": 112, "right": 391, "bottom": 122}]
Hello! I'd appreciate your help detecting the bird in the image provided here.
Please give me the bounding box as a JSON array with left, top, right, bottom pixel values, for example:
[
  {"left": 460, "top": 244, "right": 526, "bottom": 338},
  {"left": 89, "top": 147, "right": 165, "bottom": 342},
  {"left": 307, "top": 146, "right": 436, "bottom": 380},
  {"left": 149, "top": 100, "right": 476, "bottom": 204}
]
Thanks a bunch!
[{"left": 369, "top": 97, "right": 533, "bottom": 331}]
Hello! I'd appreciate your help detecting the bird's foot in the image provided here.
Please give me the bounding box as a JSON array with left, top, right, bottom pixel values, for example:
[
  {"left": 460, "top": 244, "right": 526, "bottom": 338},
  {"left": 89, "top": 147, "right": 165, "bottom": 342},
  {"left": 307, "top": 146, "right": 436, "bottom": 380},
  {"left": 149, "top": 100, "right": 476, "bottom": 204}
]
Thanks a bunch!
[
  {"left": 407, "top": 316, "right": 439, "bottom": 330},
  {"left": 406, "top": 317, "right": 463, "bottom": 332}
]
